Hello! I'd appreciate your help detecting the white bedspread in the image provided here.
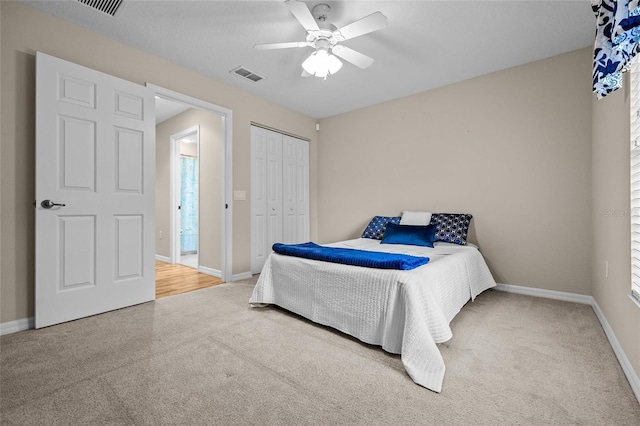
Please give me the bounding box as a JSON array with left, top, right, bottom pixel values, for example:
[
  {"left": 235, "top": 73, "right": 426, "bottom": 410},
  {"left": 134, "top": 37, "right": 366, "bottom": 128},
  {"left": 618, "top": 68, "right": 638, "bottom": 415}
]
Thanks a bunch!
[{"left": 249, "top": 238, "right": 496, "bottom": 392}]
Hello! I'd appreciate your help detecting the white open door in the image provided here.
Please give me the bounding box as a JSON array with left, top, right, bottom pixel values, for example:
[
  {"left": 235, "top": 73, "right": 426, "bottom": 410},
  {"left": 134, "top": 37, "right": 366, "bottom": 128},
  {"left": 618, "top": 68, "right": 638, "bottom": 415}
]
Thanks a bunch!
[{"left": 35, "top": 52, "right": 156, "bottom": 328}]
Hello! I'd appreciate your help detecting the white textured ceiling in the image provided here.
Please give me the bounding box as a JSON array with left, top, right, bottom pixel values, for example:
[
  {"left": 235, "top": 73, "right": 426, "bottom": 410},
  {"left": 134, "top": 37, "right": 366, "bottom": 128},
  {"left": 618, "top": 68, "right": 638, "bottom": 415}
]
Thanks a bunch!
[{"left": 20, "top": 0, "right": 596, "bottom": 119}]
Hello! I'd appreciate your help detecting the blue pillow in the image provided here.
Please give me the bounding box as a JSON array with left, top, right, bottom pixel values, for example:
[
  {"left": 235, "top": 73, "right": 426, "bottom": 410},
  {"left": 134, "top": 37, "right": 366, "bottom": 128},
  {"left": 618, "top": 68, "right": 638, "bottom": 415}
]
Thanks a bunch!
[
  {"left": 380, "top": 223, "right": 437, "bottom": 247},
  {"left": 361, "top": 216, "right": 401, "bottom": 240}
]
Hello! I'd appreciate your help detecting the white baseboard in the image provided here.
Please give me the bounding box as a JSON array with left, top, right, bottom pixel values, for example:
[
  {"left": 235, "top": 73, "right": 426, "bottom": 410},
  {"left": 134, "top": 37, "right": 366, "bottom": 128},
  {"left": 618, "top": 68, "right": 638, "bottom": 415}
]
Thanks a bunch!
[
  {"left": 155, "top": 254, "right": 171, "bottom": 263},
  {"left": 591, "top": 299, "right": 640, "bottom": 404},
  {"left": 494, "top": 283, "right": 593, "bottom": 305},
  {"left": 0, "top": 317, "right": 34, "bottom": 336},
  {"left": 494, "top": 283, "right": 640, "bottom": 405},
  {"left": 231, "top": 271, "right": 253, "bottom": 282},
  {"left": 198, "top": 266, "right": 222, "bottom": 278}
]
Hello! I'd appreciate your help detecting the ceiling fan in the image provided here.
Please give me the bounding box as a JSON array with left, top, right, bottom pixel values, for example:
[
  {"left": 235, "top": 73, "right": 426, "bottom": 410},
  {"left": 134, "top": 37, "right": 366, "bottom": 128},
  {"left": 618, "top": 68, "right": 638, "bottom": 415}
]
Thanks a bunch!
[{"left": 254, "top": 0, "right": 387, "bottom": 79}]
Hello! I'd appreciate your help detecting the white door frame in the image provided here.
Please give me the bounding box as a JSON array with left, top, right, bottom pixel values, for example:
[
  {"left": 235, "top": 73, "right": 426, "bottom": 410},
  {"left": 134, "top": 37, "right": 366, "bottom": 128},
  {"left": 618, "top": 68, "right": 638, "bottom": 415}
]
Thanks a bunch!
[
  {"left": 149, "top": 84, "right": 233, "bottom": 283},
  {"left": 170, "top": 125, "right": 200, "bottom": 265}
]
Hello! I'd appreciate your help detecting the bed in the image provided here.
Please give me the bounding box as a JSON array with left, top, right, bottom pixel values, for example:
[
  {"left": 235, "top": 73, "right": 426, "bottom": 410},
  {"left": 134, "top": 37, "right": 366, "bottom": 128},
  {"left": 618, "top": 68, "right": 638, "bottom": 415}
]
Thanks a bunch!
[{"left": 249, "top": 213, "right": 497, "bottom": 392}]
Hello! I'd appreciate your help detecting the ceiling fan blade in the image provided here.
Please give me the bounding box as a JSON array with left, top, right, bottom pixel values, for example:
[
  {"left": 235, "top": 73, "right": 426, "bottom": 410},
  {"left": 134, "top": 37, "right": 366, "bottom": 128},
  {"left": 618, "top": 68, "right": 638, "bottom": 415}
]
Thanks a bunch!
[
  {"left": 254, "top": 41, "right": 309, "bottom": 50},
  {"left": 334, "top": 11, "right": 387, "bottom": 41},
  {"left": 332, "top": 45, "right": 374, "bottom": 69},
  {"left": 285, "top": 0, "right": 319, "bottom": 32}
]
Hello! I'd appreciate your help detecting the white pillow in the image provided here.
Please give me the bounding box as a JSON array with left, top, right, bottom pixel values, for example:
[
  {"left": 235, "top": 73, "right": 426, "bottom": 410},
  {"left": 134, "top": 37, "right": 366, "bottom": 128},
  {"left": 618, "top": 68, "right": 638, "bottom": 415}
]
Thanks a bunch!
[{"left": 400, "top": 211, "right": 432, "bottom": 226}]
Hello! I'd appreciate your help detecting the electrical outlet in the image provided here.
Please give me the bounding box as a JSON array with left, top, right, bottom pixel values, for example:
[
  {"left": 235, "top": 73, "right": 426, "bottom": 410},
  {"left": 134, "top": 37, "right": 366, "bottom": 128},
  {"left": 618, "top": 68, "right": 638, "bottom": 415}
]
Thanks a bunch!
[{"left": 159, "top": 230, "right": 163, "bottom": 239}]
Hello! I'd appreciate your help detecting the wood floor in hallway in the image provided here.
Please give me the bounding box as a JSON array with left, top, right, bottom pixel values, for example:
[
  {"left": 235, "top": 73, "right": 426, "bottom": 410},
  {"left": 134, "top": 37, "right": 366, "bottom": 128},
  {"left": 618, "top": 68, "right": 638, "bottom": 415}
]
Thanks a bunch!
[{"left": 155, "top": 261, "right": 224, "bottom": 299}]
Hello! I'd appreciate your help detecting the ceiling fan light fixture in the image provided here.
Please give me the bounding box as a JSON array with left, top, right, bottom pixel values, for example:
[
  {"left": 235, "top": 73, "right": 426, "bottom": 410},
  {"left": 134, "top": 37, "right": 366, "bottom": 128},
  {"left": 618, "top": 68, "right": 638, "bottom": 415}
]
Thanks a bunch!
[
  {"left": 255, "top": 1, "right": 386, "bottom": 78},
  {"left": 302, "top": 49, "right": 343, "bottom": 79}
]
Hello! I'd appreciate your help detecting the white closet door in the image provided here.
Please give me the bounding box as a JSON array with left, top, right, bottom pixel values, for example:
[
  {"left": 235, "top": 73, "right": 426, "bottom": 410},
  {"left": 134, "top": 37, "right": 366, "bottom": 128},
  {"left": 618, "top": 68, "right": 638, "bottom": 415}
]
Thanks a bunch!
[
  {"left": 266, "top": 130, "right": 283, "bottom": 253},
  {"left": 251, "top": 126, "right": 268, "bottom": 273},
  {"left": 283, "top": 135, "right": 309, "bottom": 243},
  {"left": 282, "top": 136, "right": 298, "bottom": 244},
  {"left": 251, "top": 126, "right": 308, "bottom": 273},
  {"left": 295, "top": 138, "right": 310, "bottom": 243}
]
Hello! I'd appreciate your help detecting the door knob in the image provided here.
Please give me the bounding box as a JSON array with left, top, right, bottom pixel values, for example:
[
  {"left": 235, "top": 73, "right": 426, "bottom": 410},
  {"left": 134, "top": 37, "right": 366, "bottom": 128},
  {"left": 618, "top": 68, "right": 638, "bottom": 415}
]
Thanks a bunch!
[{"left": 41, "top": 199, "right": 66, "bottom": 209}]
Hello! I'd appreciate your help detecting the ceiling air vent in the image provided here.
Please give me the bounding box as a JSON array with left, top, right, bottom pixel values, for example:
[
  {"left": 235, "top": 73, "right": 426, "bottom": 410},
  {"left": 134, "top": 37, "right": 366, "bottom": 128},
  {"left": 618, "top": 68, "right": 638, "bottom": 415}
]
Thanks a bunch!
[
  {"left": 77, "top": 0, "right": 124, "bottom": 17},
  {"left": 230, "top": 66, "right": 265, "bottom": 83}
]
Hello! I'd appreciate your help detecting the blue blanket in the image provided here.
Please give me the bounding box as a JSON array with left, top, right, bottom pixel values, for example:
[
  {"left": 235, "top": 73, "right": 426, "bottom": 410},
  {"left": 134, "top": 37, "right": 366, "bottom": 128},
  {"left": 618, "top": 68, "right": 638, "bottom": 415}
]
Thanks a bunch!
[{"left": 272, "top": 242, "right": 430, "bottom": 270}]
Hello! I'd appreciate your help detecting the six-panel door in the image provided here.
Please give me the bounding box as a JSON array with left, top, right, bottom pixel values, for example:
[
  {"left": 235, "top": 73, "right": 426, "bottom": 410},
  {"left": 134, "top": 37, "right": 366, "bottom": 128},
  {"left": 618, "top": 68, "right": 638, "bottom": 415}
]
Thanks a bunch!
[{"left": 35, "top": 52, "right": 156, "bottom": 328}]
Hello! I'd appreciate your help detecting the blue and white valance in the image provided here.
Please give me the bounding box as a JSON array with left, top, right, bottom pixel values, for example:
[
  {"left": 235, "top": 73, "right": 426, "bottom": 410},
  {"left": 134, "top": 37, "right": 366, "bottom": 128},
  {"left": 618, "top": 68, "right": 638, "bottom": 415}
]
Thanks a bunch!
[{"left": 593, "top": 0, "right": 640, "bottom": 98}]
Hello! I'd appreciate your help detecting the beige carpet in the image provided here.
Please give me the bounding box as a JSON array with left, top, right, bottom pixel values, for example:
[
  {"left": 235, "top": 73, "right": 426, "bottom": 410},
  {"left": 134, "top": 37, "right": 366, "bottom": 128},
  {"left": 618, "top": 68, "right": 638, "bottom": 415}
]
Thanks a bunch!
[{"left": 1, "top": 277, "right": 639, "bottom": 425}]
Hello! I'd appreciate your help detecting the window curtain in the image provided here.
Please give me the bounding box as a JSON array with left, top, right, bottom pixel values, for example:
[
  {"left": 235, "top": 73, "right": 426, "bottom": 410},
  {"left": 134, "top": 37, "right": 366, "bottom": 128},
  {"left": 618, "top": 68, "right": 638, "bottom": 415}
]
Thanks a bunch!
[{"left": 593, "top": 0, "right": 640, "bottom": 98}]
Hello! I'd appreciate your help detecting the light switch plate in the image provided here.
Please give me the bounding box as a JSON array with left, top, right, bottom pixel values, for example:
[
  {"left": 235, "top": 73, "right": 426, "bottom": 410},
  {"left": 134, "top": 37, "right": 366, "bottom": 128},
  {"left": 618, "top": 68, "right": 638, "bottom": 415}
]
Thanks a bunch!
[{"left": 234, "top": 190, "right": 246, "bottom": 201}]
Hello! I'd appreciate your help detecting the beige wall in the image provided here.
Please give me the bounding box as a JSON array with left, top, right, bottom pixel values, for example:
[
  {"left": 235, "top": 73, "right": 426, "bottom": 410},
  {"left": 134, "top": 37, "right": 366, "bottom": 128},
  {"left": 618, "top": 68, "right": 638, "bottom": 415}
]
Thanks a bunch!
[
  {"left": 0, "top": 1, "right": 318, "bottom": 323},
  {"left": 592, "top": 85, "right": 640, "bottom": 377},
  {"left": 156, "top": 108, "right": 224, "bottom": 271},
  {"left": 317, "top": 48, "right": 593, "bottom": 294}
]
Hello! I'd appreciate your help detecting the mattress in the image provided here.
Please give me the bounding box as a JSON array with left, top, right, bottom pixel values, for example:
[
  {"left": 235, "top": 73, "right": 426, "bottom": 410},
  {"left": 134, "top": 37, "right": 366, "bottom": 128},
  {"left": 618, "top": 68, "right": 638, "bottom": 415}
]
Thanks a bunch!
[{"left": 249, "top": 238, "right": 496, "bottom": 392}]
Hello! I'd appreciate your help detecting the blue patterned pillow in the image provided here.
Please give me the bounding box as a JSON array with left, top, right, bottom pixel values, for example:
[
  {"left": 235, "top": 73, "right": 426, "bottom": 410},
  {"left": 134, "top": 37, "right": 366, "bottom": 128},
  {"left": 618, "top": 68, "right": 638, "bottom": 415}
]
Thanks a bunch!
[
  {"left": 361, "top": 216, "right": 401, "bottom": 240},
  {"left": 430, "top": 213, "right": 472, "bottom": 245}
]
